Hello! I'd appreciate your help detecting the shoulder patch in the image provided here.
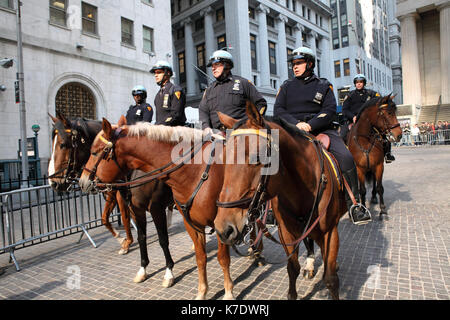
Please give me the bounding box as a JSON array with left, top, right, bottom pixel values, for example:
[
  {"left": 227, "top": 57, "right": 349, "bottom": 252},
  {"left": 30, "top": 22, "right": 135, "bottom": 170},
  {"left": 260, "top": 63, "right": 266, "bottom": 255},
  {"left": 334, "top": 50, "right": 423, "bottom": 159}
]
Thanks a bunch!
[
  {"left": 175, "top": 91, "right": 181, "bottom": 100},
  {"left": 329, "top": 84, "right": 334, "bottom": 91},
  {"left": 318, "top": 113, "right": 327, "bottom": 118},
  {"left": 375, "top": 92, "right": 380, "bottom": 97},
  {"left": 147, "top": 106, "right": 152, "bottom": 112}
]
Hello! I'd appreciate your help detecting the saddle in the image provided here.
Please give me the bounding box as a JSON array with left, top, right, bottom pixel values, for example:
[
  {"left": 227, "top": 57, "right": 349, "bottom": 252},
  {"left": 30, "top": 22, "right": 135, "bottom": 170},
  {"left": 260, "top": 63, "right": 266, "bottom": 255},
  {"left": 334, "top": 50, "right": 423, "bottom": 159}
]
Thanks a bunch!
[{"left": 315, "top": 133, "right": 330, "bottom": 150}]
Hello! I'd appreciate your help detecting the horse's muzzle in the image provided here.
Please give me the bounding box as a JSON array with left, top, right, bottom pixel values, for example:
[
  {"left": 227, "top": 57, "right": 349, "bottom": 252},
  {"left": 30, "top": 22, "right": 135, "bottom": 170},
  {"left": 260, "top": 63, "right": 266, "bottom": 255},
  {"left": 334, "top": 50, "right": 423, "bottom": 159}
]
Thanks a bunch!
[{"left": 79, "top": 176, "right": 98, "bottom": 194}]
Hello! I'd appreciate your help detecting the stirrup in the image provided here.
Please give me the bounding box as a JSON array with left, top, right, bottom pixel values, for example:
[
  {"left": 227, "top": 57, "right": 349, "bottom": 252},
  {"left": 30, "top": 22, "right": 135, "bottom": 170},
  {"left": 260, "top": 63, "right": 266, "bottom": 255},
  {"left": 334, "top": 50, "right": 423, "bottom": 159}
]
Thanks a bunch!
[{"left": 349, "top": 203, "right": 372, "bottom": 225}]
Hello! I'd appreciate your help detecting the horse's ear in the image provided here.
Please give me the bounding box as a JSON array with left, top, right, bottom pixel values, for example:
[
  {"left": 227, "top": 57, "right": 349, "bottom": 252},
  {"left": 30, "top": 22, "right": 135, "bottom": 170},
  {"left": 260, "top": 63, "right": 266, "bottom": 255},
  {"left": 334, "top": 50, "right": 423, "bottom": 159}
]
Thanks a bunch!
[
  {"left": 57, "top": 111, "right": 71, "bottom": 128},
  {"left": 389, "top": 93, "right": 397, "bottom": 101},
  {"left": 118, "top": 115, "right": 127, "bottom": 126},
  {"left": 48, "top": 113, "right": 58, "bottom": 124},
  {"left": 245, "top": 100, "right": 264, "bottom": 127},
  {"left": 102, "top": 118, "right": 112, "bottom": 138},
  {"left": 217, "top": 111, "right": 238, "bottom": 129}
]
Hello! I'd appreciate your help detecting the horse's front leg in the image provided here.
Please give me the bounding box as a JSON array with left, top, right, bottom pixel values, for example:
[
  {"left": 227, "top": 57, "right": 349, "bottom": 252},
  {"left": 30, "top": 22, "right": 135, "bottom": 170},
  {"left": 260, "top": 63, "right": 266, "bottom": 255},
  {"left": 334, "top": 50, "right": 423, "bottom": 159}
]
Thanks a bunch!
[
  {"left": 101, "top": 192, "right": 125, "bottom": 247},
  {"left": 116, "top": 190, "right": 133, "bottom": 255},
  {"left": 375, "top": 165, "right": 388, "bottom": 218},
  {"left": 150, "top": 200, "right": 175, "bottom": 288},
  {"left": 216, "top": 236, "right": 234, "bottom": 300},
  {"left": 302, "top": 237, "right": 315, "bottom": 279},
  {"left": 184, "top": 221, "right": 208, "bottom": 300},
  {"left": 133, "top": 206, "right": 150, "bottom": 283},
  {"left": 356, "top": 168, "right": 367, "bottom": 207},
  {"left": 320, "top": 227, "right": 340, "bottom": 300}
]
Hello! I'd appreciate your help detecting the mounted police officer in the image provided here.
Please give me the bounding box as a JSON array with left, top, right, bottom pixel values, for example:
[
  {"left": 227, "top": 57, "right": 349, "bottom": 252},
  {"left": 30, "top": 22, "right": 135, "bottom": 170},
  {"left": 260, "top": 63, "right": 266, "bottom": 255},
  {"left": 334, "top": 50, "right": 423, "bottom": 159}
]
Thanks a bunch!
[
  {"left": 199, "top": 50, "right": 267, "bottom": 133},
  {"left": 342, "top": 74, "right": 395, "bottom": 163},
  {"left": 125, "top": 85, "right": 153, "bottom": 125},
  {"left": 274, "top": 47, "right": 371, "bottom": 225},
  {"left": 150, "top": 60, "right": 186, "bottom": 126}
]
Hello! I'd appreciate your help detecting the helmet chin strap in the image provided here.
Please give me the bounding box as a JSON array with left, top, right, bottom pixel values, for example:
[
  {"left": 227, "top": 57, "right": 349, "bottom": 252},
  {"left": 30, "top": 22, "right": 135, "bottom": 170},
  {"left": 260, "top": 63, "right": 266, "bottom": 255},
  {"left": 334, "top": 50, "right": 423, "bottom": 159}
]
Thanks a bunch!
[
  {"left": 296, "top": 61, "right": 314, "bottom": 80},
  {"left": 157, "top": 69, "right": 170, "bottom": 86},
  {"left": 216, "top": 67, "right": 231, "bottom": 82}
]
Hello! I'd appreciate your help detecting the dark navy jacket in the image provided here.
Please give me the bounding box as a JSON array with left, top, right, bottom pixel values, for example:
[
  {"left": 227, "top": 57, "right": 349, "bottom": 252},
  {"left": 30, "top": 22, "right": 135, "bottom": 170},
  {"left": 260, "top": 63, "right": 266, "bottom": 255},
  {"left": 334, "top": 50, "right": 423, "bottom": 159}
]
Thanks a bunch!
[
  {"left": 199, "top": 74, "right": 267, "bottom": 130},
  {"left": 342, "top": 88, "right": 379, "bottom": 122},
  {"left": 274, "top": 74, "right": 336, "bottom": 135},
  {"left": 125, "top": 102, "right": 153, "bottom": 125},
  {"left": 154, "top": 82, "right": 186, "bottom": 126}
]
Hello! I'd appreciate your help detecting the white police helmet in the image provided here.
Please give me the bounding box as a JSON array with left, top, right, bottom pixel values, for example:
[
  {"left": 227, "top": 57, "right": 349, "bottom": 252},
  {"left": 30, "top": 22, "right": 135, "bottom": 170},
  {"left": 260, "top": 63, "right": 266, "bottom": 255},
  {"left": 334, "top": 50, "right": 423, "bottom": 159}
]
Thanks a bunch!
[
  {"left": 150, "top": 60, "right": 173, "bottom": 75},
  {"left": 353, "top": 74, "right": 367, "bottom": 85},
  {"left": 132, "top": 85, "right": 147, "bottom": 99},
  {"left": 289, "top": 46, "right": 316, "bottom": 67},
  {"left": 206, "top": 50, "right": 234, "bottom": 68}
]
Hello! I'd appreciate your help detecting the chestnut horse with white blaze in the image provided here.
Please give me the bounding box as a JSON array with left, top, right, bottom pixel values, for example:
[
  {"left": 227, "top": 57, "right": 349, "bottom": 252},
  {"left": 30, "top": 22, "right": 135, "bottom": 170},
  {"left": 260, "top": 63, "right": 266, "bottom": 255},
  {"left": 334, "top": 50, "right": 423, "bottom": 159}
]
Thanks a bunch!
[
  {"left": 79, "top": 116, "right": 235, "bottom": 300},
  {"left": 214, "top": 102, "right": 347, "bottom": 300}
]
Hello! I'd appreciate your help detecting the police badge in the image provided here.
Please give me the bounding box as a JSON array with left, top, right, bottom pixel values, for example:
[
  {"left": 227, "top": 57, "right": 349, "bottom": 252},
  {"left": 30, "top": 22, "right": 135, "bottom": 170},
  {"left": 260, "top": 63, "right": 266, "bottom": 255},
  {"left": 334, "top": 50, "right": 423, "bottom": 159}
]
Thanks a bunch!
[
  {"left": 232, "top": 79, "right": 240, "bottom": 91},
  {"left": 313, "top": 92, "right": 323, "bottom": 104},
  {"left": 163, "top": 94, "right": 169, "bottom": 108}
]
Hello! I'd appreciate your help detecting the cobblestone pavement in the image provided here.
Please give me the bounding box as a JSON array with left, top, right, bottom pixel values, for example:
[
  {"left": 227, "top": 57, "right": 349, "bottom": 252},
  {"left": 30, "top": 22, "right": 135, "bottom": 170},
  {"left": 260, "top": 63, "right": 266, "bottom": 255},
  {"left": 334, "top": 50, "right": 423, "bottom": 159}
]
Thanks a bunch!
[{"left": 0, "top": 146, "right": 449, "bottom": 300}]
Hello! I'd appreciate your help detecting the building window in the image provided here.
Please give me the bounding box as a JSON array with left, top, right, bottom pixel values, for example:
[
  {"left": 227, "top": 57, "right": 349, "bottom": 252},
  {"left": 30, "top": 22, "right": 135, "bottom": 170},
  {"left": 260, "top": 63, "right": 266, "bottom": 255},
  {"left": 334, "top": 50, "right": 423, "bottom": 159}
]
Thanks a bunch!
[
  {"left": 248, "top": 7, "right": 255, "bottom": 20},
  {"left": 334, "top": 60, "right": 341, "bottom": 78},
  {"left": 287, "top": 48, "right": 294, "bottom": 79},
  {"left": 50, "top": 0, "right": 67, "bottom": 27},
  {"left": 317, "top": 59, "right": 321, "bottom": 77},
  {"left": 269, "top": 41, "right": 277, "bottom": 75},
  {"left": 143, "top": 26, "right": 153, "bottom": 53},
  {"left": 178, "top": 51, "right": 186, "bottom": 83},
  {"left": 341, "top": 35, "right": 348, "bottom": 47},
  {"left": 195, "top": 18, "right": 204, "bottom": 32},
  {"left": 0, "top": 0, "right": 13, "bottom": 9},
  {"left": 307, "top": 9, "right": 311, "bottom": 20},
  {"left": 217, "top": 35, "right": 226, "bottom": 50},
  {"left": 302, "top": 5, "right": 306, "bottom": 17},
  {"left": 216, "top": 7, "right": 225, "bottom": 22},
  {"left": 82, "top": 2, "right": 97, "bottom": 35},
  {"left": 333, "top": 38, "right": 340, "bottom": 49},
  {"left": 121, "top": 17, "right": 134, "bottom": 46},
  {"left": 142, "top": 0, "right": 152, "bottom": 5},
  {"left": 343, "top": 58, "right": 350, "bottom": 76},
  {"left": 286, "top": 25, "right": 293, "bottom": 36},
  {"left": 250, "top": 34, "right": 257, "bottom": 70},
  {"left": 55, "top": 83, "right": 96, "bottom": 119},
  {"left": 176, "top": 27, "right": 184, "bottom": 40},
  {"left": 267, "top": 16, "right": 275, "bottom": 28},
  {"left": 197, "top": 43, "right": 206, "bottom": 72}
]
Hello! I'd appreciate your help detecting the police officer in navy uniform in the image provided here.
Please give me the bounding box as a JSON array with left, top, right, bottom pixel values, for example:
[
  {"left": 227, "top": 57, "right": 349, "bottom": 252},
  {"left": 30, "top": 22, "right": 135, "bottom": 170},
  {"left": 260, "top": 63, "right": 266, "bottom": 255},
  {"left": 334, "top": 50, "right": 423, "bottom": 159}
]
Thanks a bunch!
[
  {"left": 125, "top": 85, "right": 153, "bottom": 125},
  {"left": 274, "top": 47, "right": 371, "bottom": 225},
  {"left": 199, "top": 50, "right": 267, "bottom": 132},
  {"left": 150, "top": 60, "right": 186, "bottom": 126},
  {"left": 342, "top": 74, "right": 395, "bottom": 163}
]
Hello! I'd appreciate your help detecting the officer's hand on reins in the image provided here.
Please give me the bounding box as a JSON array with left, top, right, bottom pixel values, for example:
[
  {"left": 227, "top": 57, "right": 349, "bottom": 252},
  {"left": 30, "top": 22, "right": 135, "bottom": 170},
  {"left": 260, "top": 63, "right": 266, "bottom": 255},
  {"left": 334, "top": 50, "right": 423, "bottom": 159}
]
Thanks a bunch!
[{"left": 296, "top": 122, "right": 311, "bottom": 132}]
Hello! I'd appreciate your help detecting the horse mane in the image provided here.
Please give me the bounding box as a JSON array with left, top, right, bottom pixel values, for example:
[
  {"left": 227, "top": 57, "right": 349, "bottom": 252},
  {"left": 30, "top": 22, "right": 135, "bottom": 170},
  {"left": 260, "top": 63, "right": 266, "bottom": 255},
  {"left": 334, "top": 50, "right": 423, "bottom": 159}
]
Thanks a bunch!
[
  {"left": 356, "top": 96, "right": 397, "bottom": 122},
  {"left": 127, "top": 122, "right": 204, "bottom": 144}
]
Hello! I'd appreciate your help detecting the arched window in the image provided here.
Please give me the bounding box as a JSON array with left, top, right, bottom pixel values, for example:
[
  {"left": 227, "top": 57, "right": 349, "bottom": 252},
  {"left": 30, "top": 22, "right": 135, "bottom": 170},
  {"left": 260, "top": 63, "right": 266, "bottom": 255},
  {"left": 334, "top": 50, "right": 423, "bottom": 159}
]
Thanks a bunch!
[{"left": 55, "top": 82, "right": 96, "bottom": 119}]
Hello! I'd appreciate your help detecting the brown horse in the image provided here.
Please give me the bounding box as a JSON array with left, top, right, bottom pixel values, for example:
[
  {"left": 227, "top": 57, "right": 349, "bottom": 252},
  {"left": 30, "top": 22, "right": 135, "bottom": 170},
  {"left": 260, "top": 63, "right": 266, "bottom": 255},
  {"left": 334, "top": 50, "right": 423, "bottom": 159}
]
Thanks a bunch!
[
  {"left": 214, "top": 102, "right": 347, "bottom": 300},
  {"left": 79, "top": 116, "right": 235, "bottom": 299},
  {"left": 347, "top": 95, "right": 402, "bottom": 220},
  {"left": 48, "top": 113, "right": 175, "bottom": 287}
]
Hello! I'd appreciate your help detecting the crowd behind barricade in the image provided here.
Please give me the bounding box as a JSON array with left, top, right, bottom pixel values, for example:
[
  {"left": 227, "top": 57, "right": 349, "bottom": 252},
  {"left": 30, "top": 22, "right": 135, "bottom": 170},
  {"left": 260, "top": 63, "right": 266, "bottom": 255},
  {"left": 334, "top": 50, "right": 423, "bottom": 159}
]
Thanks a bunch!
[{"left": 396, "top": 120, "right": 450, "bottom": 146}]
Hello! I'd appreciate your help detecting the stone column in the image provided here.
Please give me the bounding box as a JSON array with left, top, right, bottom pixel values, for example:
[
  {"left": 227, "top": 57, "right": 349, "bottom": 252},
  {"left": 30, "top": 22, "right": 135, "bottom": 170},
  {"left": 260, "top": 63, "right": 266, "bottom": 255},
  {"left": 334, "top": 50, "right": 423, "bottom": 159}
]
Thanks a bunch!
[
  {"left": 276, "top": 14, "right": 289, "bottom": 82},
  {"left": 256, "top": 4, "right": 271, "bottom": 88},
  {"left": 319, "top": 35, "right": 331, "bottom": 80},
  {"left": 224, "top": 0, "right": 252, "bottom": 79},
  {"left": 294, "top": 23, "right": 304, "bottom": 49},
  {"left": 399, "top": 13, "right": 422, "bottom": 106},
  {"left": 201, "top": 6, "right": 215, "bottom": 79},
  {"left": 439, "top": 3, "right": 450, "bottom": 104},
  {"left": 309, "top": 30, "right": 318, "bottom": 74},
  {"left": 182, "top": 18, "right": 196, "bottom": 96}
]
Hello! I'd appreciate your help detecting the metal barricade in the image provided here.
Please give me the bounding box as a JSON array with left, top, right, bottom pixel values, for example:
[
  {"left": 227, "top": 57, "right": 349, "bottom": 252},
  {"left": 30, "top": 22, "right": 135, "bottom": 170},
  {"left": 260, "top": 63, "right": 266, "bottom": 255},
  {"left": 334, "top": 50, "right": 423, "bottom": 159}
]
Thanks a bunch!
[
  {"left": 396, "top": 129, "right": 450, "bottom": 146},
  {"left": 0, "top": 185, "right": 121, "bottom": 271}
]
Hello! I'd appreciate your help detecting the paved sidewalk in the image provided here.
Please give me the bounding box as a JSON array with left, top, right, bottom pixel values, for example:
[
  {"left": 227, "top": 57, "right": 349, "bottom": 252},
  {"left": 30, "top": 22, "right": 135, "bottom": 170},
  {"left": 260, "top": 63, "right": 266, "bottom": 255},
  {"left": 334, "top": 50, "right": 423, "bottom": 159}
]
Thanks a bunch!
[{"left": 0, "top": 146, "right": 449, "bottom": 300}]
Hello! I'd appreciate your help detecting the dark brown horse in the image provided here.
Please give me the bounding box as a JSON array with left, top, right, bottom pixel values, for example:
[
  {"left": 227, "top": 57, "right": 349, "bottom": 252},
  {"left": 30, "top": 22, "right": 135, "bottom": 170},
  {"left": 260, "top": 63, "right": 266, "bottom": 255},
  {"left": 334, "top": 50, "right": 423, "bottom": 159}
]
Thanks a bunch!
[
  {"left": 48, "top": 113, "right": 175, "bottom": 287},
  {"left": 347, "top": 95, "right": 402, "bottom": 220},
  {"left": 214, "top": 102, "right": 347, "bottom": 300},
  {"left": 79, "top": 117, "right": 235, "bottom": 299}
]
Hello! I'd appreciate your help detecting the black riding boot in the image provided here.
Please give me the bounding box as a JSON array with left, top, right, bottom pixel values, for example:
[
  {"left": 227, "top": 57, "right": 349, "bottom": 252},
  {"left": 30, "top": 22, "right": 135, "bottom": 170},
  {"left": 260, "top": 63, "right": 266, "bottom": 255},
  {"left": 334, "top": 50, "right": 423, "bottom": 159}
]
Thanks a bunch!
[
  {"left": 383, "top": 139, "right": 395, "bottom": 163},
  {"left": 343, "top": 168, "right": 372, "bottom": 225}
]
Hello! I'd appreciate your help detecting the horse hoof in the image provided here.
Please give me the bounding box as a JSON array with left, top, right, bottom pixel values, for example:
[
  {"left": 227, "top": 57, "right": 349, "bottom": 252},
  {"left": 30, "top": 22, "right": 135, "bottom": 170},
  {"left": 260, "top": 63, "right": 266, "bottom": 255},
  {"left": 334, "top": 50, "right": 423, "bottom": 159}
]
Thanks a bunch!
[
  {"left": 256, "top": 257, "right": 266, "bottom": 267},
  {"left": 303, "top": 269, "right": 315, "bottom": 279},
  {"left": 195, "top": 294, "right": 206, "bottom": 300},
  {"left": 371, "top": 198, "right": 378, "bottom": 204},
  {"left": 223, "top": 293, "right": 235, "bottom": 300},
  {"left": 162, "top": 278, "right": 174, "bottom": 288},
  {"left": 118, "top": 248, "right": 129, "bottom": 255},
  {"left": 191, "top": 243, "right": 195, "bottom": 251},
  {"left": 133, "top": 268, "right": 148, "bottom": 283},
  {"left": 287, "top": 293, "right": 298, "bottom": 300}
]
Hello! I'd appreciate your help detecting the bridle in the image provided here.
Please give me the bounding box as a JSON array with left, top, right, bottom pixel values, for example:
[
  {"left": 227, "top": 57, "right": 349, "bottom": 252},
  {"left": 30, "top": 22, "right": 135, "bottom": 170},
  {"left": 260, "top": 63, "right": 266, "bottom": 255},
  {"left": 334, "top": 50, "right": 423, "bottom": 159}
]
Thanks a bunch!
[{"left": 48, "top": 121, "right": 90, "bottom": 189}]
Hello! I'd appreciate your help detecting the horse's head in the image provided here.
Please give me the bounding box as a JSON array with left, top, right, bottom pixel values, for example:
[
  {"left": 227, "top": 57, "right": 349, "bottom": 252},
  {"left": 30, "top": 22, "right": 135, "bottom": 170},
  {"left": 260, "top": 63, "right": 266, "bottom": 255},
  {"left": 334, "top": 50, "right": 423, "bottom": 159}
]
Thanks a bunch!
[
  {"left": 48, "top": 112, "right": 91, "bottom": 191},
  {"left": 79, "top": 116, "right": 129, "bottom": 194},
  {"left": 362, "top": 95, "right": 402, "bottom": 142},
  {"left": 214, "top": 101, "right": 277, "bottom": 245}
]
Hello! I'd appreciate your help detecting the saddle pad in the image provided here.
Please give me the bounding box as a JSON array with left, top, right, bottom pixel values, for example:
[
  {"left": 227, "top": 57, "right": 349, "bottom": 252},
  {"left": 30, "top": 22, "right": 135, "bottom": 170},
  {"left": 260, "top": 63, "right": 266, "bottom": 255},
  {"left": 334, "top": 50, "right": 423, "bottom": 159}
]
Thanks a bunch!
[{"left": 322, "top": 149, "right": 343, "bottom": 190}]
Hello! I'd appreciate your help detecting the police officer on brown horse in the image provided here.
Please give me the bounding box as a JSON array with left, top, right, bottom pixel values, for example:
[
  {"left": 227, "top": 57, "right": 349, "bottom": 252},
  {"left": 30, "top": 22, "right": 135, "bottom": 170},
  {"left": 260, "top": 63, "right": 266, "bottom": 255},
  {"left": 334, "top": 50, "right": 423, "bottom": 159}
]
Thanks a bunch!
[
  {"left": 150, "top": 60, "right": 186, "bottom": 126},
  {"left": 199, "top": 50, "right": 267, "bottom": 133},
  {"left": 342, "top": 74, "right": 395, "bottom": 163},
  {"left": 274, "top": 47, "right": 371, "bottom": 225}
]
